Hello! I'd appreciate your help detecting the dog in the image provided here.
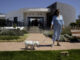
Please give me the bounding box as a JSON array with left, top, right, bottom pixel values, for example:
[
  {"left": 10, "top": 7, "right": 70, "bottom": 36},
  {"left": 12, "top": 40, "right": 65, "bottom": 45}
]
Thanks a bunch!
[{"left": 25, "top": 40, "right": 39, "bottom": 50}]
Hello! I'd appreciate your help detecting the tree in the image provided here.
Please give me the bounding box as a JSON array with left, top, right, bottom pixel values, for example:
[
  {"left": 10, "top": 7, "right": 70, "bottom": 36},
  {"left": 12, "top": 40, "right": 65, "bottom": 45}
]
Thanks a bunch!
[
  {"left": 78, "top": 15, "right": 80, "bottom": 20},
  {"left": 76, "top": 15, "right": 80, "bottom": 29},
  {"left": 69, "top": 23, "right": 77, "bottom": 29},
  {"left": 76, "top": 20, "right": 80, "bottom": 27},
  {"left": 70, "top": 15, "right": 80, "bottom": 29}
]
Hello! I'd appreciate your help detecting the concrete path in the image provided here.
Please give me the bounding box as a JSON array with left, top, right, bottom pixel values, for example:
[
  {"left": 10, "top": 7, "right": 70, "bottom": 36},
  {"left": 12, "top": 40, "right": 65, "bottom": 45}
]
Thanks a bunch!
[{"left": 0, "top": 33, "right": 80, "bottom": 51}]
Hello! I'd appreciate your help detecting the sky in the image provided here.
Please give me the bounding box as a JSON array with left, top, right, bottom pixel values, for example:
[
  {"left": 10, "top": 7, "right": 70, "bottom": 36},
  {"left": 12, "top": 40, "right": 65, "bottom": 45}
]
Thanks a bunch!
[{"left": 0, "top": 0, "right": 80, "bottom": 19}]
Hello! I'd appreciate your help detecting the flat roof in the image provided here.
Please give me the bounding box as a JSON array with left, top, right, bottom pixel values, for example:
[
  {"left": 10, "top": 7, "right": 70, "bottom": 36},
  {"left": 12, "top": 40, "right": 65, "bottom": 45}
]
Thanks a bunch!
[
  {"left": 0, "top": 15, "right": 6, "bottom": 17},
  {"left": 22, "top": 8, "right": 50, "bottom": 12}
]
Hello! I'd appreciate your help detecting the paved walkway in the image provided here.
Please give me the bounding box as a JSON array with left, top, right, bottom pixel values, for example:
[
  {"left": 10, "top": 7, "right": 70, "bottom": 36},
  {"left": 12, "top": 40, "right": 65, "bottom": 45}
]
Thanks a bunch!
[{"left": 0, "top": 33, "right": 80, "bottom": 51}]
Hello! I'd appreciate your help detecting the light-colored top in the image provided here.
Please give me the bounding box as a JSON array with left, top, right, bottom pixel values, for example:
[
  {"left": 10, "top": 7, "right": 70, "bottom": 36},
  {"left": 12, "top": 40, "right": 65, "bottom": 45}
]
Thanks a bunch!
[{"left": 51, "top": 15, "right": 64, "bottom": 27}]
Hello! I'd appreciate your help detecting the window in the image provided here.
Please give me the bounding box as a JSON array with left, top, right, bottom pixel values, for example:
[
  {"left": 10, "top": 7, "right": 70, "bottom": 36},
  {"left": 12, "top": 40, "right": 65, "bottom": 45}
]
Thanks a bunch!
[{"left": 14, "top": 17, "right": 18, "bottom": 23}]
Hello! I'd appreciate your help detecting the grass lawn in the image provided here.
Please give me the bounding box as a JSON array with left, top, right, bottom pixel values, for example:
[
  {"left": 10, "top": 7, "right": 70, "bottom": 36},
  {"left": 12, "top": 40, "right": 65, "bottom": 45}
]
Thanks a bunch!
[
  {"left": 0, "top": 34, "right": 28, "bottom": 42},
  {"left": 0, "top": 49, "right": 80, "bottom": 60}
]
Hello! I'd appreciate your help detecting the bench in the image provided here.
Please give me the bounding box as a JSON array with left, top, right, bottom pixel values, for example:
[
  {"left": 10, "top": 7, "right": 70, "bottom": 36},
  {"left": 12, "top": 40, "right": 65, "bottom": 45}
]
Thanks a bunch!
[{"left": 71, "top": 30, "right": 80, "bottom": 38}]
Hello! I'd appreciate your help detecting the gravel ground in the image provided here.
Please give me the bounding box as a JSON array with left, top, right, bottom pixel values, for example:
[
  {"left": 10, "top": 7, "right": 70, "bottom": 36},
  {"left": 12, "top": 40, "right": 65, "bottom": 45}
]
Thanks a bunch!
[{"left": 0, "top": 33, "right": 80, "bottom": 51}]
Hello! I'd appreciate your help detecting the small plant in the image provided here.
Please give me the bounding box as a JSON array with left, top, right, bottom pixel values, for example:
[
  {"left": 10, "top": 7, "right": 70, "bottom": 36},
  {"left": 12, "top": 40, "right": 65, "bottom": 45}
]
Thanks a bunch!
[
  {"left": 21, "top": 28, "right": 28, "bottom": 34},
  {"left": 61, "top": 27, "right": 72, "bottom": 35},
  {"left": 13, "top": 24, "right": 16, "bottom": 28},
  {"left": 43, "top": 30, "right": 53, "bottom": 37},
  {"left": 0, "top": 27, "right": 28, "bottom": 41},
  {"left": 0, "top": 36, "right": 19, "bottom": 40},
  {"left": 59, "top": 35, "right": 65, "bottom": 42}
]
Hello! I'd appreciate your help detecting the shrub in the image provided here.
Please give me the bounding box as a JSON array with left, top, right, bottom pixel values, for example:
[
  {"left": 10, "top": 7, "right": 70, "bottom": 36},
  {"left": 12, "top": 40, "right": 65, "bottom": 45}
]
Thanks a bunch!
[
  {"left": 43, "top": 30, "right": 73, "bottom": 42},
  {"left": 64, "top": 34, "right": 73, "bottom": 39},
  {"left": 14, "top": 29, "right": 24, "bottom": 36},
  {"left": 0, "top": 28, "right": 28, "bottom": 40},
  {"left": 61, "top": 27, "right": 72, "bottom": 35},
  {"left": 0, "top": 30, "right": 16, "bottom": 36},
  {"left": 13, "top": 24, "right": 17, "bottom": 28},
  {"left": 64, "top": 34, "right": 80, "bottom": 42},
  {"left": 0, "top": 36, "right": 19, "bottom": 40},
  {"left": 0, "top": 29, "right": 26, "bottom": 36},
  {"left": 70, "top": 36, "right": 80, "bottom": 42},
  {"left": 43, "top": 28, "right": 80, "bottom": 42},
  {"left": 43, "top": 30, "right": 53, "bottom": 37},
  {"left": 21, "top": 28, "right": 28, "bottom": 34},
  {"left": 59, "top": 35, "right": 66, "bottom": 42}
]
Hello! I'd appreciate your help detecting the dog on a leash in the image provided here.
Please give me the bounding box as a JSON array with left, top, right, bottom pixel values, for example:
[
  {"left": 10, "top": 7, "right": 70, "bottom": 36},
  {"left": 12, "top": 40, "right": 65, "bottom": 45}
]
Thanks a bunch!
[{"left": 25, "top": 40, "right": 39, "bottom": 49}]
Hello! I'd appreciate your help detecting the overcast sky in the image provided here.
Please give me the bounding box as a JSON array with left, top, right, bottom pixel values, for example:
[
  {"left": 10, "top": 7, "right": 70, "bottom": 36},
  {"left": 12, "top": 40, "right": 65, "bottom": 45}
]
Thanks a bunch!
[{"left": 0, "top": 0, "right": 80, "bottom": 18}]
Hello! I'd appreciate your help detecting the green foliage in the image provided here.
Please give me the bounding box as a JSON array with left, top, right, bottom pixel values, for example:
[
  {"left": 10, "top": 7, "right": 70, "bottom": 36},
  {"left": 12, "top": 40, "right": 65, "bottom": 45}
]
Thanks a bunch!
[
  {"left": 13, "top": 24, "right": 17, "bottom": 28},
  {"left": 43, "top": 30, "right": 53, "bottom": 37},
  {"left": 63, "top": 34, "right": 80, "bottom": 42},
  {"left": 61, "top": 27, "right": 72, "bottom": 35},
  {"left": 0, "top": 50, "right": 80, "bottom": 60},
  {"left": 70, "top": 36, "right": 80, "bottom": 42},
  {"left": 0, "top": 36, "right": 19, "bottom": 40},
  {"left": 43, "top": 27, "right": 80, "bottom": 42},
  {"left": 64, "top": 34, "right": 73, "bottom": 39},
  {"left": 0, "top": 30, "right": 16, "bottom": 36},
  {"left": 78, "top": 15, "right": 80, "bottom": 19},
  {"left": 43, "top": 29, "right": 72, "bottom": 42},
  {"left": 21, "top": 28, "right": 28, "bottom": 34},
  {"left": 0, "top": 29, "right": 23, "bottom": 36},
  {"left": 59, "top": 35, "right": 66, "bottom": 42},
  {"left": 69, "top": 23, "right": 77, "bottom": 28},
  {"left": 76, "top": 19, "right": 80, "bottom": 27},
  {"left": 0, "top": 28, "right": 28, "bottom": 40},
  {"left": 0, "top": 28, "right": 28, "bottom": 36},
  {"left": 69, "top": 15, "right": 80, "bottom": 29}
]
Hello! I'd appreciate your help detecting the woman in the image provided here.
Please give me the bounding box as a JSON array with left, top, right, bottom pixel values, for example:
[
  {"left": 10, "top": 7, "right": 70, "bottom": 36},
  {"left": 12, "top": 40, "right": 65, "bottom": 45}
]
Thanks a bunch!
[{"left": 51, "top": 9, "right": 64, "bottom": 46}]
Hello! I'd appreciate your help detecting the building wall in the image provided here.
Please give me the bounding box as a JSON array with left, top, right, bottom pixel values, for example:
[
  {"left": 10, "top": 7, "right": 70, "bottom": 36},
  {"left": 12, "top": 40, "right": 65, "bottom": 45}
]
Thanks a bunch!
[
  {"left": 6, "top": 8, "right": 49, "bottom": 27},
  {"left": 0, "top": 14, "right": 6, "bottom": 19},
  {"left": 47, "top": 2, "right": 76, "bottom": 26},
  {"left": 47, "top": 3, "right": 56, "bottom": 27},
  {"left": 6, "top": 2, "right": 76, "bottom": 27},
  {"left": 23, "top": 12, "right": 47, "bottom": 26},
  {"left": 56, "top": 2, "right": 76, "bottom": 26},
  {"left": 6, "top": 9, "right": 24, "bottom": 22}
]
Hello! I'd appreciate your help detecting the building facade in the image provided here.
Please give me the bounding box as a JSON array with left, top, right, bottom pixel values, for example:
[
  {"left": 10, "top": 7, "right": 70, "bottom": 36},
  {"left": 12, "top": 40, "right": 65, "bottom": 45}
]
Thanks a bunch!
[
  {"left": 0, "top": 13, "right": 6, "bottom": 19},
  {"left": 47, "top": 2, "right": 76, "bottom": 27},
  {"left": 0, "top": 13, "right": 6, "bottom": 26},
  {"left": 6, "top": 2, "right": 76, "bottom": 28}
]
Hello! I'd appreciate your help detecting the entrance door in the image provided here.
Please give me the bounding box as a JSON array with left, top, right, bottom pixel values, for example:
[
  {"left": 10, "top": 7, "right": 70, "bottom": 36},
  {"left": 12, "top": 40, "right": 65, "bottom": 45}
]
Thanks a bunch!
[{"left": 27, "top": 17, "right": 44, "bottom": 28}]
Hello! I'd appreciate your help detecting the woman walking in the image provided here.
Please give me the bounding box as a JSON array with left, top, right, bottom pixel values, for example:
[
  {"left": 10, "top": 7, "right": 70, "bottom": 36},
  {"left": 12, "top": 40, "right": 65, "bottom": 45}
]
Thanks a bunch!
[{"left": 51, "top": 9, "right": 64, "bottom": 46}]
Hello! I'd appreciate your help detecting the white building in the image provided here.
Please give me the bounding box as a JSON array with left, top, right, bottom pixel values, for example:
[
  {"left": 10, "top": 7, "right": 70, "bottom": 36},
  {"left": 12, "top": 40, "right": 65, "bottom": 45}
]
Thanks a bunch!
[
  {"left": 6, "top": 8, "right": 50, "bottom": 27},
  {"left": 0, "top": 13, "right": 6, "bottom": 19},
  {"left": 6, "top": 2, "right": 76, "bottom": 28}
]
